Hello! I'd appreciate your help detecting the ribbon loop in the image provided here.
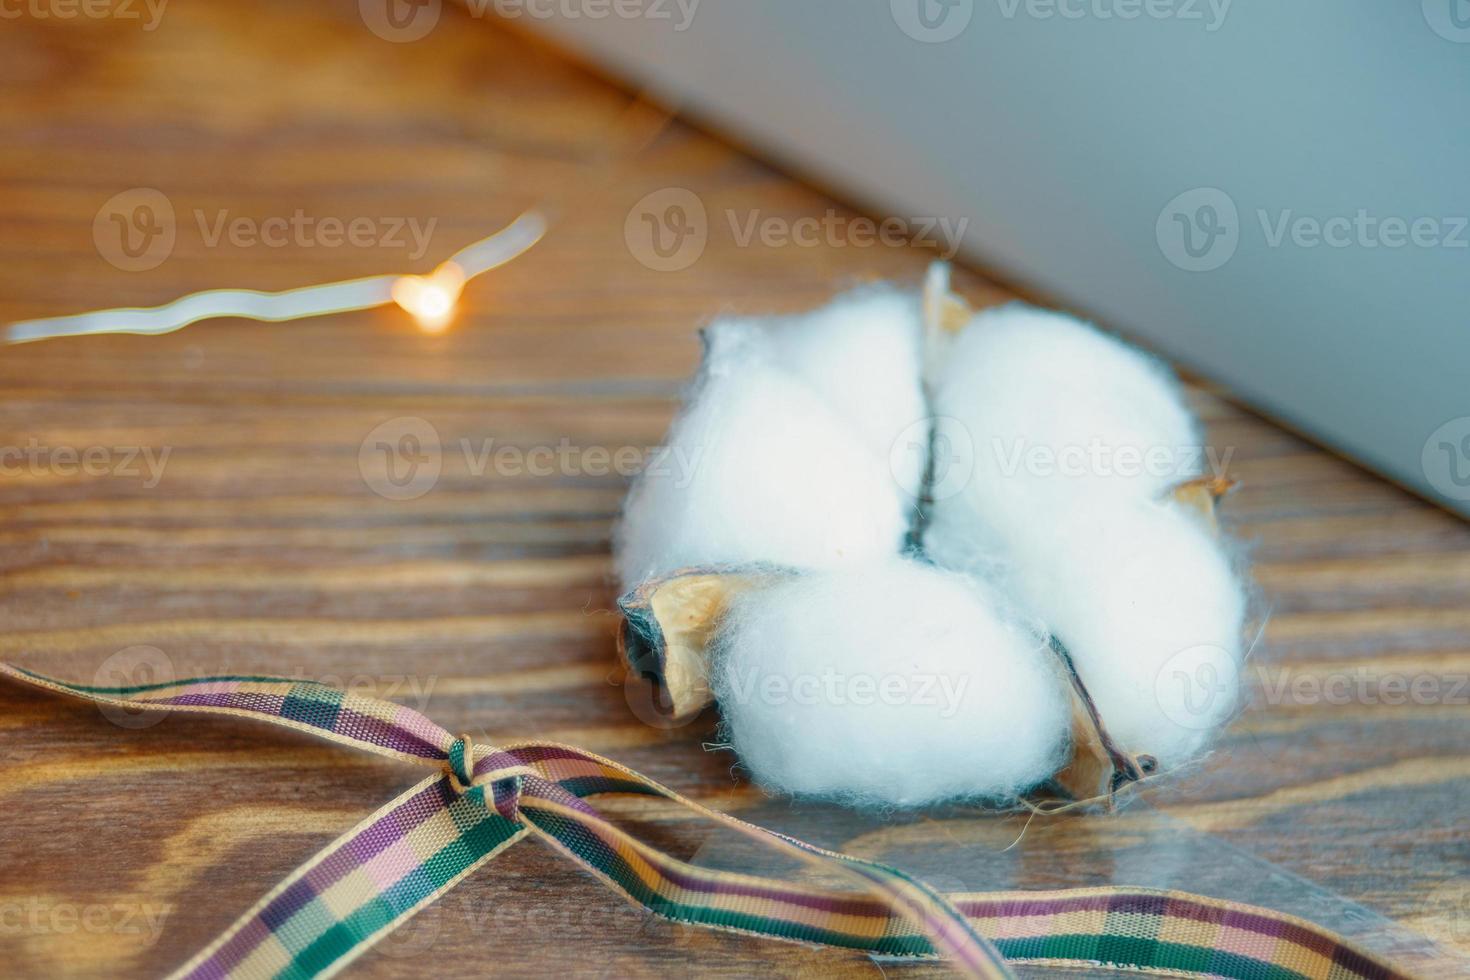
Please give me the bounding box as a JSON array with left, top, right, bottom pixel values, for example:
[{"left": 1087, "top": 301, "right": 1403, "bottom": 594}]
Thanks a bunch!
[{"left": 446, "top": 732, "right": 477, "bottom": 792}]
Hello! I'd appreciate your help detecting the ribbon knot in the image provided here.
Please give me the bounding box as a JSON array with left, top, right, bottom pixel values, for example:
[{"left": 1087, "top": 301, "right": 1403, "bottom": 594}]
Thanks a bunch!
[{"left": 446, "top": 732, "right": 536, "bottom": 822}]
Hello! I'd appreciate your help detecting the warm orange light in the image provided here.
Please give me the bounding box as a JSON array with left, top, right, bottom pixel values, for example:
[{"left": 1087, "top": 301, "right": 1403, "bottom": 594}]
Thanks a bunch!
[{"left": 392, "top": 262, "right": 466, "bottom": 333}]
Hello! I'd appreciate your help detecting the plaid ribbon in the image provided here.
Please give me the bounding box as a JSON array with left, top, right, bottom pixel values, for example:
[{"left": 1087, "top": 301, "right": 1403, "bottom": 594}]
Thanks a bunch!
[{"left": 2, "top": 664, "right": 1415, "bottom": 980}]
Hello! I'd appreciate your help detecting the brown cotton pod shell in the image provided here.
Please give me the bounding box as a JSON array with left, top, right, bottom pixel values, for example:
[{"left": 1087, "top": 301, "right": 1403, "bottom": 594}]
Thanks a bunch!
[
  {"left": 1040, "top": 639, "right": 1153, "bottom": 808},
  {"left": 617, "top": 566, "right": 781, "bottom": 725}
]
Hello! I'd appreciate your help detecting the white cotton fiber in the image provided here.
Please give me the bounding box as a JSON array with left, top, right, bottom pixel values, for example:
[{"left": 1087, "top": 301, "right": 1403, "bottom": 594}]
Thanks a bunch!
[
  {"left": 998, "top": 501, "right": 1245, "bottom": 766},
  {"left": 710, "top": 559, "right": 1071, "bottom": 807},
  {"left": 925, "top": 303, "right": 1246, "bottom": 768},
  {"left": 926, "top": 302, "right": 1203, "bottom": 517},
  {"left": 736, "top": 287, "right": 929, "bottom": 467},
  {"left": 615, "top": 286, "right": 926, "bottom": 588}
]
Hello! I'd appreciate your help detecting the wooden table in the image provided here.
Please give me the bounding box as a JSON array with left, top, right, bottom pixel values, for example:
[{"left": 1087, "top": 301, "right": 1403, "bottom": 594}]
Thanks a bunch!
[{"left": 1, "top": 2, "right": 1466, "bottom": 976}]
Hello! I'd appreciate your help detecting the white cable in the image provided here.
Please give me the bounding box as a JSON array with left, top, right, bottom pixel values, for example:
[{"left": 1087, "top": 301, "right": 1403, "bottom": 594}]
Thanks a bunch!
[{"left": 5, "top": 210, "right": 548, "bottom": 345}]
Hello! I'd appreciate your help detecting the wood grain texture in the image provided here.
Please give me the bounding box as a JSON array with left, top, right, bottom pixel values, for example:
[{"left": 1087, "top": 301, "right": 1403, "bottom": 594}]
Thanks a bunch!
[{"left": 1, "top": 2, "right": 1467, "bottom": 977}]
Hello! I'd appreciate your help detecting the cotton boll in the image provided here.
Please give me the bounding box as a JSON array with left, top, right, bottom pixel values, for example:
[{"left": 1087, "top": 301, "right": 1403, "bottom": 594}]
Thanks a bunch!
[
  {"left": 710, "top": 560, "right": 1071, "bottom": 807},
  {"left": 985, "top": 501, "right": 1245, "bottom": 768},
  {"left": 614, "top": 361, "right": 912, "bottom": 588},
  {"left": 927, "top": 303, "right": 1203, "bottom": 516}
]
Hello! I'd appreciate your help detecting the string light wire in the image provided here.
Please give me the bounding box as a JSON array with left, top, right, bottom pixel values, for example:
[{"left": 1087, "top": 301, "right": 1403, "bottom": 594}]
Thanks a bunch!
[{"left": 6, "top": 92, "right": 672, "bottom": 345}]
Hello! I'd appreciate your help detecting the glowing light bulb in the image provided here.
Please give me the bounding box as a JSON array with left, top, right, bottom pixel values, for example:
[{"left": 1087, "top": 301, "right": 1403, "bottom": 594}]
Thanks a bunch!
[{"left": 392, "top": 262, "right": 466, "bottom": 334}]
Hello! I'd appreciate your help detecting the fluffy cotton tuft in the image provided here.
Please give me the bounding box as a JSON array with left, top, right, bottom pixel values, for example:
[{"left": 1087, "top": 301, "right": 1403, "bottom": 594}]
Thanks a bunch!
[
  {"left": 997, "top": 502, "right": 1245, "bottom": 766},
  {"left": 710, "top": 559, "right": 1071, "bottom": 808},
  {"left": 927, "top": 302, "right": 1202, "bottom": 513},
  {"left": 615, "top": 286, "right": 926, "bottom": 588},
  {"left": 925, "top": 303, "right": 1246, "bottom": 768}
]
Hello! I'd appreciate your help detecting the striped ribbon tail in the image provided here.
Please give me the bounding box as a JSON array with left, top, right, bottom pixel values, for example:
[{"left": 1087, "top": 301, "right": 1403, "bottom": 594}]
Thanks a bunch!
[{"left": 1, "top": 664, "right": 1417, "bottom": 980}]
